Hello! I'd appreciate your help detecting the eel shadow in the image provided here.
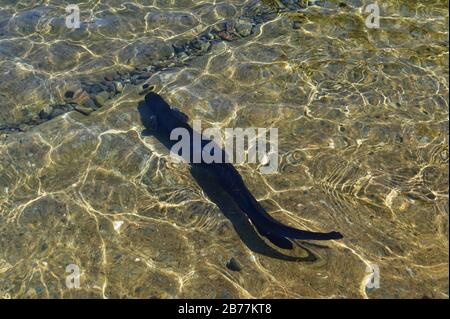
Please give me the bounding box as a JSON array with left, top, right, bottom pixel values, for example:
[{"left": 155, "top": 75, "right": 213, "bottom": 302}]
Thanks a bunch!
[{"left": 138, "top": 101, "right": 317, "bottom": 262}]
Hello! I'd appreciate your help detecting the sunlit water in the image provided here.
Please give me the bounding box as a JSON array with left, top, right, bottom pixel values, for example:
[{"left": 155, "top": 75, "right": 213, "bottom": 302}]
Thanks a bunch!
[{"left": 0, "top": 0, "right": 448, "bottom": 298}]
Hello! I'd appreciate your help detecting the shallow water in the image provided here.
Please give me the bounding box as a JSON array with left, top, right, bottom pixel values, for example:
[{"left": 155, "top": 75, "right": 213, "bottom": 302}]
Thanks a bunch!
[{"left": 0, "top": 0, "right": 448, "bottom": 298}]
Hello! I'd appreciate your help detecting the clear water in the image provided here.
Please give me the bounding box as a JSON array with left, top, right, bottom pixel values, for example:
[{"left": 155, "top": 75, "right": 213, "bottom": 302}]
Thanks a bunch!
[{"left": 0, "top": 0, "right": 448, "bottom": 298}]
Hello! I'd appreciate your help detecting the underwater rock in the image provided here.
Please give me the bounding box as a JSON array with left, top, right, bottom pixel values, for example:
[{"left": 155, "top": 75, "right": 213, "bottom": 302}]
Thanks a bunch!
[
  {"left": 235, "top": 19, "right": 253, "bottom": 37},
  {"left": 94, "top": 91, "right": 110, "bottom": 107},
  {"left": 190, "top": 38, "right": 211, "bottom": 53},
  {"left": 104, "top": 73, "right": 115, "bottom": 81},
  {"left": 114, "top": 81, "right": 124, "bottom": 93},
  {"left": 74, "top": 105, "right": 94, "bottom": 115},
  {"left": 217, "top": 31, "right": 236, "bottom": 41},
  {"left": 225, "top": 257, "right": 242, "bottom": 272},
  {"left": 293, "top": 21, "right": 302, "bottom": 29},
  {"left": 38, "top": 106, "right": 54, "bottom": 120}
]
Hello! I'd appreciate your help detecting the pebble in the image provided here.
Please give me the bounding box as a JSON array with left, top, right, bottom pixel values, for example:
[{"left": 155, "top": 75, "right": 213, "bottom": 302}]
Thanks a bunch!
[
  {"left": 235, "top": 19, "right": 253, "bottom": 37},
  {"left": 293, "top": 21, "right": 302, "bottom": 29},
  {"left": 114, "top": 81, "right": 124, "bottom": 93},
  {"left": 71, "top": 89, "right": 90, "bottom": 105},
  {"left": 217, "top": 31, "right": 235, "bottom": 41},
  {"left": 49, "top": 107, "right": 68, "bottom": 118},
  {"left": 94, "top": 91, "right": 110, "bottom": 107},
  {"left": 74, "top": 105, "right": 94, "bottom": 115},
  {"left": 104, "top": 73, "right": 115, "bottom": 81},
  {"left": 83, "top": 98, "right": 97, "bottom": 109},
  {"left": 191, "top": 38, "right": 210, "bottom": 52},
  {"left": 86, "top": 83, "right": 104, "bottom": 94},
  {"left": 64, "top": 91, "right": 75, "bottom": 99},
  {"left": 226, "top": 257, "right": 242, "bottom": 272},
  {"left": 38, "top": 106, "right": 54, "bottom": 120}
]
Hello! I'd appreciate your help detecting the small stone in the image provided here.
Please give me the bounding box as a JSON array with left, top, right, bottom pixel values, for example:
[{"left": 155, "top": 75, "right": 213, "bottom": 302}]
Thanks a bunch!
[
  {"left": 217, "top": 31, "right": 234, "bottom": 41},
  {"left": 191, "top": 38, "right": 210, "bottom": 52},
  {"left": 293, "top": 21, "right": 302, "bottom": 29},
  {"left": 226, "top": 257, "right": 242, "bottom": 272},
  {"left": 102, "top": 81, "right": 116, "bottom": 94},
  {"left": 83, "top": 98, "right": 97, "bottom": 109},
  {"left": 86, "top": 83, "right": 104, "bottom": 94},
  {"left": 64, "top": 91, "right": 75, "bottom": 99},
  {"left": 49, "top": 108, "right": 66, "bottom": 118},
  {"left": 138, "top": 87, "right": 153, "bottom": 96},
  {"left": 137, "top": 73, "right": 151, "bottom": 80},
  {"left": 38, "top": 106, "right": 54, "bottom": 120},
  {"left": 235, "top": 19, "right": 253, "bottom": 37},
  {"left": 71, "top": 89, "right": 90, "bottom": 105},
  {"left": 142, "top": 84, "right": 155, "bottom": 90},
  {"left": 114, "top": 81, "right": 124, "bottom": 93},
  {"left": 104, "top": 73, "right": 115, "bottom": 81},
  {"left": 94, "top": 91, "right": 110, "bottom": 107},
  {"left": 74, "top": 105, "right": 94, "bottom": 115}
]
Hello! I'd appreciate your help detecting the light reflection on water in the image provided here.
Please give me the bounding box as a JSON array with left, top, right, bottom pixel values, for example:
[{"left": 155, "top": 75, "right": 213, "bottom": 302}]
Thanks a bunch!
[{"left": 0, "top": 0, "right": 448, "bottom": 298}]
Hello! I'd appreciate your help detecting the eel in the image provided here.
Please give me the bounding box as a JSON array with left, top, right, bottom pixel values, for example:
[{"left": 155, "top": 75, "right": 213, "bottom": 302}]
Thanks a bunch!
[{"left": 138, "top": 92, "right": 343, "bottom": 249}]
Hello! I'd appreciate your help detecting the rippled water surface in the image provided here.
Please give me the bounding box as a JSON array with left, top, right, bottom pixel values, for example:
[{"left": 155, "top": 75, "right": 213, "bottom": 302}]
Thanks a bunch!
[{"left": 0, "top": 0, "right": 448, "bottom": 298}]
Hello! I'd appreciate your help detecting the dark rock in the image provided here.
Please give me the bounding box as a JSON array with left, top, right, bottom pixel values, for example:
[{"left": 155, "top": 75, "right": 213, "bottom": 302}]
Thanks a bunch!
[
  {"left": 142, "top": 83, "right": 154, "bottom": 90},
  {"left": 191, "top": 38, "right": 211, "bottom": 52},
  {"left": 38, "top": 106, "right": 53, "bottom": 120},
  {"left": 86, "top": 84, "right": 104, "bottom": 94},
  {"left": 49, "top": 108, "right": 65, "bottom": 118},
  {"left": 137, "top": 73, "right": 152, "bottom": 80},
  {"left": 64, "top": 91, "right": 75, "bottom": 99},
  {"left": 226, "top": 257, "right": 242, "bottom": 272},
  {"left": 293, "top": 21, "right": 302, "bottom": 29},
  {"left": 102, "top": 81, "right": 116, "bottom": 94}
]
